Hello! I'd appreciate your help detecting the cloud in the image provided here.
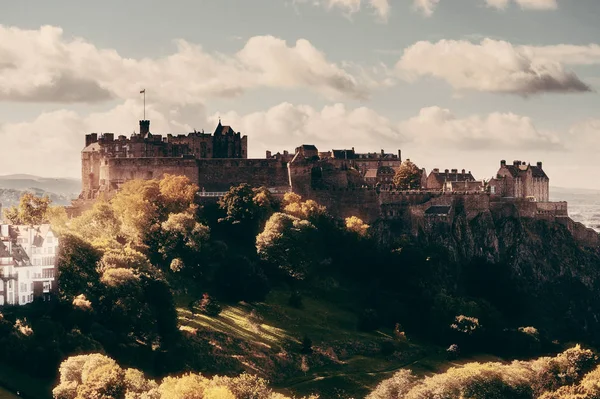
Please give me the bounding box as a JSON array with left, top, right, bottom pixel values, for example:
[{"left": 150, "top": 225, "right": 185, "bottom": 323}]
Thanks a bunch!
[
  {"left": 486, "top": 0, "right": 558, "bottom": 10},
  {"left": 400, "top": 106, "right": 562, "bottom": 151},
  {"left": 412, "top": 0, "right": 440, "bottom": 17},
  {"left": 415, "top": 0, "right": 557, "bottom": 16},
  {"left": 0, "top": 25, "right": 371, "bottom": 104},
  {"left": 0, "top": 100, "right": 207, "bottom": 178},
  {"left": 396, "top": 38, "right": 592, "bottom": 95},
  {"left": 294, "top": 0, "right": 390, "bottom": 21}
]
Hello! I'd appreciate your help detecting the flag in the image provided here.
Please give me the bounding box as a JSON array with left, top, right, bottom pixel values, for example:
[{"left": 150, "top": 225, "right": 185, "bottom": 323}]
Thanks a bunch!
[{"left": 140, "top": 89, "right": 145, "bottom": 94}]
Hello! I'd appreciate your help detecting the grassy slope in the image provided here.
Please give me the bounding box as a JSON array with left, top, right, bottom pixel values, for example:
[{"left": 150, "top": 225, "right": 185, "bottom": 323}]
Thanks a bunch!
[{"left": 176, "top": 285, "right": 500, "bottom": 399}]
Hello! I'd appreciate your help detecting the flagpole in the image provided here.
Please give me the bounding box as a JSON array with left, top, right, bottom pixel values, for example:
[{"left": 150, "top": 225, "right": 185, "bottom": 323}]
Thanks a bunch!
[{"left": 144, "top": 90, "right": 146, "bottom": 120}]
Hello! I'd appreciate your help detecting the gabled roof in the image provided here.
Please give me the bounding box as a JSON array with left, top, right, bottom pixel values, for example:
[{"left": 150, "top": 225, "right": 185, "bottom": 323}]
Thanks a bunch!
[
  {"left": 300, "top": 144, "right": 318, "bottom": 151},
  {"left": 82, "top": 142, "right": 101, "bottom": 153},
  {"left": 365, "top": 169, "right": 378, "bottom": 179},
  {"left": 429, "top": 170, "right": 476, "bottom": 185},
  {"left": 500, "top": 164, "right": 548, "bottom": 179},
  {"left": 332, "top": 149, "right": 356, "bottom": 159},
  {"left": 425, "top": 205, "right": 452, "bottom": 215}
]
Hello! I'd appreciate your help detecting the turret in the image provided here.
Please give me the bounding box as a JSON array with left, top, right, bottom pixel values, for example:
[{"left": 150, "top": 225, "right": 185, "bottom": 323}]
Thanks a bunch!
[
  {"left": 500, "top": 160, "right": 506, "bottom": 167},
  {"left": 139, "top": 120, "right": 150, "bottom": 137}
]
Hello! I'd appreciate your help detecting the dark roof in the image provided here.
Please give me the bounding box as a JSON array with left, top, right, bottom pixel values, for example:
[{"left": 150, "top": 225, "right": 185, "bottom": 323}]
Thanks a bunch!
[
  {"left": 429, "top": 171, "right": 476, "bottom": 185},
  {"left": 531, "top": 165, "right": 548, "bottom": 179},
  {"left": 214, "top": 121, "right": 236, "bottom": 135},
  {"left": 300, "top": 144, "right": 318, "bottom": 151},
  {"left": 425, "top": 205, "right": 452, "bottom": 215},
  {"left": 332, "top": 149, "right": 356, "bottom": 159},
  {"left": 499, "top": 164, "right": 548, "bottom": 179},
  {"left": 377, "top": 166, "right": 396, "bottom": 175}
]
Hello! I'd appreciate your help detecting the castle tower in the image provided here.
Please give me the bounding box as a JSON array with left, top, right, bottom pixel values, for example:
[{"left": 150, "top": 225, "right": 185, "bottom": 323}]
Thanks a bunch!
[{"left": 140, "top": 120, "right": 150, "bottom": 137}]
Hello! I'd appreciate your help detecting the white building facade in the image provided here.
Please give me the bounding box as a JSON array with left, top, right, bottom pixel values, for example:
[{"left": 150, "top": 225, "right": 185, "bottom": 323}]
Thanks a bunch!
[{"left": 0, "top": 224, "right": 58, "bottom": 306}]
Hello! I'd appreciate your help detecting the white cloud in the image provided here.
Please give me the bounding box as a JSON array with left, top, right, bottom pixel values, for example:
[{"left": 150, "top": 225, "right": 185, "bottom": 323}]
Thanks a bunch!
[
  {"left": 400, "top": 106, "right": 562, "bottom": 150},
  {"left": 396, "top": 38, "right": 592, "bottom": 95},
  {"left": 415, "top": 0, "right": 557, "bottom": 16},
  {"left": 0, "top": 25, "right": 371, "bottom": 105},
  {"left": 294, "top": 0, "right": 390, "bottom": 21},
  {"left": 0, "top": 101, "right": 207, "bottom": 178},
  {"left": 412, "top": 0, "right": 440, "bottom": 17}
]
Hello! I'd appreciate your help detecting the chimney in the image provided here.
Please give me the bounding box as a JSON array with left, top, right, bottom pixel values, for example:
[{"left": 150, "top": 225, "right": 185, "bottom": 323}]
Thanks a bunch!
[
  {"left": 445, "top": 169, "right": 449, "bottom": 174},
  {"left": 381, "top": 149, "right": 385, "bottom": 156},
  {"left": 461, "top": 169, "right": 465, "bottom": 174},
  {"left": 266, "top": 150, "right": 272, "bottom": 158},
  {"left": 451, "top": 169, "right": 458, "bottom": 173},
  {"left": 284, "top": 150, "right": 288, "bottom": 156},
  {"left": 140, "top": 120, "right": 150, "bottom": 137},
  {"left": 513, "top": 160, "right": 519, "bottom": 166},
  {"left": 398, "top": 149, "right": 402, "bottom": 160},
  {"left": 352, "top": 147, "right": 355, "bottom": 151},
  {"left": 433, "top": 168, "right": 439, "bottom": 173},
  {"left": 500, "top": 160, "right": 506, "bottom": 167},
  {"left": 537, "top": 161, "right": 542, "bottom": 168},
  {"left": 104, "top": 133, "right": 114, "bottom": 142}
]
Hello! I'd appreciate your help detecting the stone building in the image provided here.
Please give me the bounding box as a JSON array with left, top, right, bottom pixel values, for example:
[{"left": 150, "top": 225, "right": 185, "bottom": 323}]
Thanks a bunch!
[
  {"left": 0, "top": 224, "right": 58, "bottom": 306},
  {"left": 426, "top": 169, "right": 478, "bottom": 191},
  {"left": 489, "top": 160, "right": 549, "bottom": 202},
  {"left": 80, "top": 120, "right": 249, "bottom": 200}
]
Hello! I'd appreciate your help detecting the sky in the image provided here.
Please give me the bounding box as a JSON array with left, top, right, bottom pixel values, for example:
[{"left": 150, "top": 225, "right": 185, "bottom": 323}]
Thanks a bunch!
[{"left": 1, "top": 0, "right": 600, "bottom": 188}]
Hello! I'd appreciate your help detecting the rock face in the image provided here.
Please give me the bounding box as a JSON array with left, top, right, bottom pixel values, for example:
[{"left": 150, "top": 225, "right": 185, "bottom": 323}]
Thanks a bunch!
[{"left": 375, "top": 200, "right": 600, "bottom": 343}]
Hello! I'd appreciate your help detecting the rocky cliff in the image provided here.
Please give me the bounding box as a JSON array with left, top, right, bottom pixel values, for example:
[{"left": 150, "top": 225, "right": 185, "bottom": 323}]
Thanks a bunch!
[{"left": 375, "top": 200, "right": 600, "bottom": 344}]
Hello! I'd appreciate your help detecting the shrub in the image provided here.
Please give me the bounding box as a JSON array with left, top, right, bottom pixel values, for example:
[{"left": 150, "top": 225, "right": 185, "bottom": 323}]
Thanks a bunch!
[
  {"left": 301, "top": 335, "right": 313, "bottom": 354},
  {"left": 357, "top": 309, "right": 380, "bottom": 332},
  {"left": 288, "top": 291, "right": 304, "bottom": 309},
  {"left": 198, "top": 294, "right": 222, "bottom": 317},
  {"left": 447, "top": 344, "right": 460, "bottom": 360}
]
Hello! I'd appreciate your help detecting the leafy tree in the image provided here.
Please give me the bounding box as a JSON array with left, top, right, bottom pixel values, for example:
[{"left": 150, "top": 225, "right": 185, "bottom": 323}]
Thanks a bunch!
[
  {"left": 111, "top": 179, "right": 161, "bottom": 244},
  {"left": 158, "top": 173, "right": 199, "bottom": 215},
  {"left": 56, "top": 233, "right": 102, "bottom": 302},
  {"left": 219, "top": 183, "right": 274, "bottom": 225},
  {"left": 345, "top": 216, "right": 370, "bottom": 238},
  {"left": 159, "top": 212, "right": 210, "bottom": 261},
  {"left": 256, "top": 212, "right": 319, "bottom": 281},
  {"left": 4, "top": 192, "right": 52, "bottom": 225},
  {"left": 215, "top": 255, "right": 270, "bottom": 302},
  {"left": 70, "top": 199, "right": 122, "bottom": 249},
  {"left": 393, "top": 160, "right": 422, "bottom": 190}
]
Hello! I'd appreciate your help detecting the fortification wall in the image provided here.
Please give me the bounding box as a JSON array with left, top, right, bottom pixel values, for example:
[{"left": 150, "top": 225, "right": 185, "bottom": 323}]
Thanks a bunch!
[
  {"left": 196, "top": 159, "right": 289, "bottom": 191},
  {"left": 103, "top": 158, "right": 199, "bottom": 190},
  {"left": 556, "top": 218, "right": 600, "bottom": 248},
  {"left": 304, "top": 188, "right": 380, "bottom": 222}
]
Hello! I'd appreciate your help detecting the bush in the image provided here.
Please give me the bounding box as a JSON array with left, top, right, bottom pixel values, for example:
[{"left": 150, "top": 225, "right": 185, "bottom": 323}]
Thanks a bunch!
[
  {"left": 357, "top": 309, "right": 380, "bottom": 332},
  {"left": 446, "top": 344, "right": 460, "bottom": 360},
  {"left": 301, "top": 335, "right": 313, "bottom": 354},
  {"left": 198, "top": 293, "right": 222, "bottom": 317},
  {"left": 288, "top": 291, "right": 304, "bottom": 309}
]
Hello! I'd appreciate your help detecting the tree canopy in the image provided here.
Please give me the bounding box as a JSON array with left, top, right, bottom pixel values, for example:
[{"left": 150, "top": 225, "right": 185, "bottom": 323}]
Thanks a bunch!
[{"left": 393, "top": 160, "right": 422, "bottom": 190}]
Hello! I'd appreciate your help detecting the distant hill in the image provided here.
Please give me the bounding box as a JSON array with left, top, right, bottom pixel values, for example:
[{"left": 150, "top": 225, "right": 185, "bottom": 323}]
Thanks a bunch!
[{"left": 0, "top": 175, "right": 81, "bottom": 207}]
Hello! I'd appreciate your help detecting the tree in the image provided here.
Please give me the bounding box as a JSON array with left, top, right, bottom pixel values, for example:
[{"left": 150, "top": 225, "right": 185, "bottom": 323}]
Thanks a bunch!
[
  {"left": 345, "top": 216, "right": 370, "bottom": 238},
  {"left": 256, "top": 212, "right": 319, "bottom": 281},
  {"left": 70, "top": 199, "right": 122, "bottom": 249},
  {"left": 393, "top": 160, "right": 422, "bottom": 190},
  {"left": 56, "top": 233, "right": 102, "bottom": 302},
  {"left": 158, "top": 174, "right": 199, "bottom": 215},
  {"left": 215, "top": 256, "right": 270, "bottom": 302},
  {"left": 4, "top": 192, "right": 52, "bottom": 225}
]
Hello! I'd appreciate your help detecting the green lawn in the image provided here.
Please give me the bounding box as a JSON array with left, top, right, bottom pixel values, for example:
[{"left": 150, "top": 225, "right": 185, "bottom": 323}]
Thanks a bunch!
[{"left": 176, "top": 286, "right": 444, "bottom": 398}]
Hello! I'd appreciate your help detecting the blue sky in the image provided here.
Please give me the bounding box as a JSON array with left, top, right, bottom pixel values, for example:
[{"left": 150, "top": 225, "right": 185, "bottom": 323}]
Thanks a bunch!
[{"left": 1, "top": 0, "right": 600, "bottom": 188}]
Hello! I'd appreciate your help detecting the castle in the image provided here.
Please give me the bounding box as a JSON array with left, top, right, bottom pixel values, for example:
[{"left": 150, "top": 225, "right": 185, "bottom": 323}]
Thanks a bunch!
[{"left": 72, "top": 119, "right": 599, "bottom": 248}]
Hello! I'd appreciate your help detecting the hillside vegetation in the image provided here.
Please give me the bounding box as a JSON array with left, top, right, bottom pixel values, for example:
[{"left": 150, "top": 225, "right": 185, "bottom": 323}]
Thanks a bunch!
[{"left": 2, "top": 177, "right": 600, "bottom": 398}]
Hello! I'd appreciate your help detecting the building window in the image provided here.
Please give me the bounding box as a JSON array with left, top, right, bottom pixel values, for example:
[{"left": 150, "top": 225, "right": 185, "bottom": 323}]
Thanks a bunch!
[
  {"left": 20, "top": 283, "right": 26, "bottom": 292},
  {"left": 491, "top": 186, "right": 496, "bottom": 194}
]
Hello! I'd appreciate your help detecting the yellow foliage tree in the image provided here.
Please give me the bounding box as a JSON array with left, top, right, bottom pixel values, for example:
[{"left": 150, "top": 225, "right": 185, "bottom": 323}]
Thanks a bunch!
[
  {"left": 345, "top": 216, "right": 370, "bottom": 238},
  {"left": 393, "top": 160, "right": 422, "bottom": 190}
]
